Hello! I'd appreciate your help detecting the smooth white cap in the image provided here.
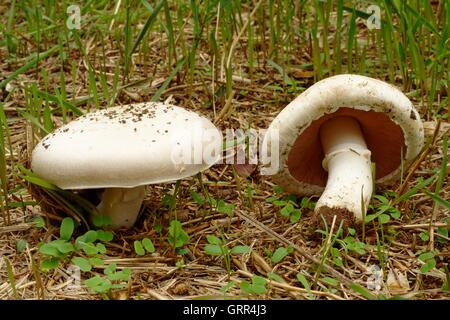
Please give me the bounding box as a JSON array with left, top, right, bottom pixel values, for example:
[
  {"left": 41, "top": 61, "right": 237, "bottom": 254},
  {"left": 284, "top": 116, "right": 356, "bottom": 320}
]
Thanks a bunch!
[
  {"left": 31, "top": 102, "right": 222, "bottom": 189},
  {"left": 263, "top": 74, "right": 424, "bottom": 196}
]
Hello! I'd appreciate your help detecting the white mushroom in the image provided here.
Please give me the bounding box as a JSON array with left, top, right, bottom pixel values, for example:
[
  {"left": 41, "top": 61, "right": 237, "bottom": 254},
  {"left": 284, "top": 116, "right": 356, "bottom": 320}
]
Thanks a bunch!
[
  {"left": 31, "top": 102, "right": 221, "bottom": 229},
  {"left": 264, "top": 74, "right": 424, "bottom": 226}
]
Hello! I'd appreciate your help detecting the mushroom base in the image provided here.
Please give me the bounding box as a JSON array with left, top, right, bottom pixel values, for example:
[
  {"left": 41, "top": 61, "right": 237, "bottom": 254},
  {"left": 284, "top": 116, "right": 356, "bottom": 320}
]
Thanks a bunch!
[
  {"left": 314, "top": 206, "right": 356, "bottom": 230},
  {"left": 314, "top": 116, "right": 373, "bottom": 225},
  {"left": 95, "top": 186, "right": 146, "bottom": 228}
]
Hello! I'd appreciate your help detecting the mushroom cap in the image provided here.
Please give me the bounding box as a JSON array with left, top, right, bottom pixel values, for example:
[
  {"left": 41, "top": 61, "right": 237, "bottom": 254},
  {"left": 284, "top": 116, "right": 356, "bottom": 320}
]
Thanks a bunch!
[
  {"left": 31, "top": 102, "right": 222, "bottom": 189},
  {"left": 264, "top": 74, "right": 424, "bottom": 196}
]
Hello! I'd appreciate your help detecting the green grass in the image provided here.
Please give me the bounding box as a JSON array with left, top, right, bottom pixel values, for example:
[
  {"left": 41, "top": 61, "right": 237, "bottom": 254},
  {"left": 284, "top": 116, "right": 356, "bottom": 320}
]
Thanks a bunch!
[{"left": 4, "top": 1, "right": 448, "bottom": 111}]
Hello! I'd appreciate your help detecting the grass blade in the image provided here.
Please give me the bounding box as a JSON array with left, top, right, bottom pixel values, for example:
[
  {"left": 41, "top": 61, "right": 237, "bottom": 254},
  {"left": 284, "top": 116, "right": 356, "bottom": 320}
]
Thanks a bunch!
[
  {"left": 151, "top": 57, "right": 186, "bottom": 102},
  {"left": 0, "top": 45, "right": 59, "bottom": 89},
  {"left": 130, "top": 0, "right": 165, "bottom": 61}
]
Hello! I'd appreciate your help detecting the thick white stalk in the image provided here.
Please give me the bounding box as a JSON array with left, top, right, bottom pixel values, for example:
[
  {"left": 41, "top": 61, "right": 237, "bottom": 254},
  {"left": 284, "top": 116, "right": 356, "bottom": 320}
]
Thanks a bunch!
[
  {"left": 315, "top": 117, "right": 373, "bottom": 223},
  {"left": 96, "top": 186, "right": 146, "bottom": 228}
]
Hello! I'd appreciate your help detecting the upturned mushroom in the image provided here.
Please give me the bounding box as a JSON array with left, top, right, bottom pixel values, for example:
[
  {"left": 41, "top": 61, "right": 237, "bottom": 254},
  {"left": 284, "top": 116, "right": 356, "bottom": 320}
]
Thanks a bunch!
[
  {"left": 31, "top": 102, "right": 221, "bottom": 228},
  {"left": 264, "top": 74, "right": 424, "bottom": 226}
]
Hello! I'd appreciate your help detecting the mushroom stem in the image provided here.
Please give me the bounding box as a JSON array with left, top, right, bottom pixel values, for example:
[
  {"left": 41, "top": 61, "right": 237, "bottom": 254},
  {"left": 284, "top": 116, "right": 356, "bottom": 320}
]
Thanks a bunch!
[
  {"left": 315, "top": 116, "right": 373, "bottom": 225},
  {"left": 96, "top": 186, "right": 146, "bottom": 228}
]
